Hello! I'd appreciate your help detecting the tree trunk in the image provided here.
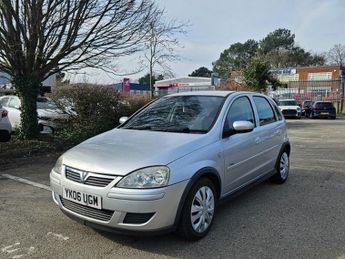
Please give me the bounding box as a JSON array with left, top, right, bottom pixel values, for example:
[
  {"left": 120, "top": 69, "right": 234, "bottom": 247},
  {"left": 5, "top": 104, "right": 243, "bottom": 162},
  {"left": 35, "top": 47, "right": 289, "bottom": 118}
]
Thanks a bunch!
[
  {"left": 149, "top": 63, "right": 153, "bottom": 98},
  {"left": 12, "top": 75, "right": 40, "bottom": 139}
]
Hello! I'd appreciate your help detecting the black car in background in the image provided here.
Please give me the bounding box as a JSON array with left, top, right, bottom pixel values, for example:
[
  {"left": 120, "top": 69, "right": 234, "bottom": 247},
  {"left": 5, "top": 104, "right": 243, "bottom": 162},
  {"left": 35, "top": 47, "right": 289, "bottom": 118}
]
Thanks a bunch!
[{"left": 310, "top": 101, "right": 336, "bottom": 119}]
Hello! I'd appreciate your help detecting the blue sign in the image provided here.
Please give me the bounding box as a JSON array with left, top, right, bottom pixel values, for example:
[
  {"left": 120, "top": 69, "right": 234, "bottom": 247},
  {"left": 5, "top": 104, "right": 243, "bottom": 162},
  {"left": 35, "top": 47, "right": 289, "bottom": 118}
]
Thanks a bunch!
[{"left": 341, "top": 69, "right": 345, "bottom": 78}]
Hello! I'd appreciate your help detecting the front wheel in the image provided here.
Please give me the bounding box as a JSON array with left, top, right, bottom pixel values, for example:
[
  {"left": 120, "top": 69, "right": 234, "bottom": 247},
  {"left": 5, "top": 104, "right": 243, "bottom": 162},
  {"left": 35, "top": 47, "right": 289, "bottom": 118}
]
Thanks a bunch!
[
  {"left": 177, "top": 178, "right": 216, "bottom": 240},
  {"left": 270, "top": 151, "right": 289, "bottom": 184}
]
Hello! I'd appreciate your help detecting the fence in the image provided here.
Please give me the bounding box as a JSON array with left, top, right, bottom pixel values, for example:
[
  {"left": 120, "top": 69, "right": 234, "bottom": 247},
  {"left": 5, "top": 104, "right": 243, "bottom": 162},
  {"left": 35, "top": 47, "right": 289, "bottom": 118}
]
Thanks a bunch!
[{"left": 272, "top": 79, "right": 345, "bottom": 113}]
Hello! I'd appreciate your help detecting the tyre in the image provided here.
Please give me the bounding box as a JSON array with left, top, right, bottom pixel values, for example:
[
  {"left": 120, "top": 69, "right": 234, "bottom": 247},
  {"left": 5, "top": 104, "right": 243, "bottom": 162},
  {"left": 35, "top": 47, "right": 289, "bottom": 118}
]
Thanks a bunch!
[
  {"left": 178, "top": 178, "right": 216, "bottom": 240},
  {"left": 270, "top": 150, "right": 289, "bottom": 184},
  {"left": 0, "top": 130, "right": 11, "bottom": 142}
]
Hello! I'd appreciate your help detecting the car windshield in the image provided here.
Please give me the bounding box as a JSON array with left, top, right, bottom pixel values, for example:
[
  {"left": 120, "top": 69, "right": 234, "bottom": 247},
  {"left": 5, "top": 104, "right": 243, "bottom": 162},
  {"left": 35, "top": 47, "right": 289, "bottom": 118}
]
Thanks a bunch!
[
  {"left": 315, "top": 102, "right": 333, "bottom": 109},
  {"left": 279, "top": 100, "right": 297, "bottom": 106},
  {"left": 303, "top": 101, "right": 313, "bottom": 107},
  {"left": 121, "top": 95, "right": 225, "bottom": 133},
  {"left": 37, "top": 101, "right": 58, "bottom": 110}
]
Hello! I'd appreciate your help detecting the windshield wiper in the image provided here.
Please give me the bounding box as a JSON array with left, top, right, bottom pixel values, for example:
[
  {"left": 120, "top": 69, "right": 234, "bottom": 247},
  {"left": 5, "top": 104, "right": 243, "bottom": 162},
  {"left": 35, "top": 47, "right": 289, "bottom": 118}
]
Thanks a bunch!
[
  {"left": 124, "top": 125, "right": 152, "bottom": 130},
  {"left": 160, "top": 127, "right": 207, "bottom": 133}
]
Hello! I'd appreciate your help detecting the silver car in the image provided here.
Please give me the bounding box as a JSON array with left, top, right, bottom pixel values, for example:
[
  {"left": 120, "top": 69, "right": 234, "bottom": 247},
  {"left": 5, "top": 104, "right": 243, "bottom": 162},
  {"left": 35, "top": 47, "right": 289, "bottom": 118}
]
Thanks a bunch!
[{"left": 50, "top": 91, "right": 290, "bottom": 240}]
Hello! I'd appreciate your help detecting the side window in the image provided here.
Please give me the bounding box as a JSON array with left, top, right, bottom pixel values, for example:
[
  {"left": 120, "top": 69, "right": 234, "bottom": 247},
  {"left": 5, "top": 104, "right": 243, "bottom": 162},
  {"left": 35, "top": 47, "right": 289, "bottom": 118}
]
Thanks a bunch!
[
  {"left": 224, "top": 96, "right": 255, "bottom": 131},
  {"left": 253, "top": 96, "right": 276, "bottom": 126},
  {"left": 8, "top": 97, "right": 21, "bottom": 109},
  {"left": 271, "top": 100, "right": 283, "bottom": 120}
]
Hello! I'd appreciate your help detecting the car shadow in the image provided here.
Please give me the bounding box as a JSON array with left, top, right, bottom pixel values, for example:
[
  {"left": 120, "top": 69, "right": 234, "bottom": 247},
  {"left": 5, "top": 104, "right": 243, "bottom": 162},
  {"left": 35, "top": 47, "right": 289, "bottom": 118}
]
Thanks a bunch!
[{"left": 93, "top": 180, "right": 290, "bottom": 258}]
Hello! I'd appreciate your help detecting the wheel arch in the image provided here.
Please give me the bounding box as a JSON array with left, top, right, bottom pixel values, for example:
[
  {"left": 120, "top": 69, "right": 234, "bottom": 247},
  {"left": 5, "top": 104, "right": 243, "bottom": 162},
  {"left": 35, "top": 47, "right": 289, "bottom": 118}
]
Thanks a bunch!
[{"left": 173, "top": 167, "right": 221, "bottom": 227}]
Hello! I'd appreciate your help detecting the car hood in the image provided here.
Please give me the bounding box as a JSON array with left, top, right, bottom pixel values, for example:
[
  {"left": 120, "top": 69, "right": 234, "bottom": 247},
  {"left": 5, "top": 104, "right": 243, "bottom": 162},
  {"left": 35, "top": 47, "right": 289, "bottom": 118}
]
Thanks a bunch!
[
  {"left": 62, "top": 129, "right": 213, "bottom": 176},
  {"left": 278, "top": 105, "right": 299, "bottom": 110}
]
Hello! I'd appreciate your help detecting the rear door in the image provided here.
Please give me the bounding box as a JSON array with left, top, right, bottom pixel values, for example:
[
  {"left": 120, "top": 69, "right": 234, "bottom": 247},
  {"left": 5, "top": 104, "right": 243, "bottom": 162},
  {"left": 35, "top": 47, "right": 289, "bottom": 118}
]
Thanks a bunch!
[
  {"left": 252, "top": 96, "right": 283, "bottom": 175},
  {"left": 6, "top": 97, "right": 22, "bottom": 130}
]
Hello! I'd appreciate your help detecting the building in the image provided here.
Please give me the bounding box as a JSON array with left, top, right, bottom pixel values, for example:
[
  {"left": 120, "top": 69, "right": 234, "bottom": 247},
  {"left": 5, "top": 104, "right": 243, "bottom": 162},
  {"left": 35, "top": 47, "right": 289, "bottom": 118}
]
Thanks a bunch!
[
  {"left": 0, "top": 71, "right": 57, "bottom": 95},
  {"left": 271, "top": 65, "right": 345, "bottom": 102},
  {"left": 112, "top": 78, "right": 150, "bottom": 95},
  {"left": 154, "top": 77, "right": 216, "bottom": 96}
]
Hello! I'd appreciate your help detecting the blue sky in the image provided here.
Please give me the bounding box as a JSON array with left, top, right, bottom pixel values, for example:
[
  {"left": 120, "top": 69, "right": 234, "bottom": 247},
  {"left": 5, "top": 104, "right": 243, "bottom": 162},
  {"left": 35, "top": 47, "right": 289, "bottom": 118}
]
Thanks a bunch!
[{"left": 70, "top": 0, "right": 345, "bottom": 83}]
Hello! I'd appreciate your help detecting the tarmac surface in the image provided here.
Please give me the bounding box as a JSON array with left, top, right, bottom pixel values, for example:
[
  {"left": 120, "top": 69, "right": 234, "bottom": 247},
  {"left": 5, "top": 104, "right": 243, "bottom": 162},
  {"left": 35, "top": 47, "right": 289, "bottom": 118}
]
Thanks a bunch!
[{"left": 0, "top": 118, "right": 345, "bottom": 259}]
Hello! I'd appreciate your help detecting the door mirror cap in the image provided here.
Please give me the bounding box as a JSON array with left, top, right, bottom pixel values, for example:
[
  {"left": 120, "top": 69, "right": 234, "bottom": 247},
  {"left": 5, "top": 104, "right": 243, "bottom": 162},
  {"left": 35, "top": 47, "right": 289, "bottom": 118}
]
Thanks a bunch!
[
  {"left": 119, "top": 116, "right": 128, "bottom": 124},
  {"left": 223, "top": 121, "right": 254, "bottom": 138},
  {"left": 233, "top": 121, "right": 254, "bottom": 133}
]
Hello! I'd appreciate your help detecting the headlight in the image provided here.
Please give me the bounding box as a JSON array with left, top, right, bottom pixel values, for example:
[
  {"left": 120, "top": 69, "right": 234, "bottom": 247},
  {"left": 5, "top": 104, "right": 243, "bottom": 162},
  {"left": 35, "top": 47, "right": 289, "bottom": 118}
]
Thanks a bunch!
[
  {"left": 116, "top": 166, "right": 170, "bottom": 189},
  {"left": 53, "top": 157, "right": 63, "bottom": 174},
  {"left": 296, "top": 107, "right": 301, "bottom": 111}
]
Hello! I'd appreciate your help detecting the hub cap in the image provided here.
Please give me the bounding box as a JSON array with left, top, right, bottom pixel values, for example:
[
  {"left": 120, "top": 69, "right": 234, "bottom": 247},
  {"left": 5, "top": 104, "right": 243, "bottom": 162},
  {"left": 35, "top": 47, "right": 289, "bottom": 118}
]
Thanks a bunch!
[
  {"left": 280, "top": 152, "right": 289, "bottom": 179},
  {"left": 191, "top": 186, "right": 215, "bottom": 233}
]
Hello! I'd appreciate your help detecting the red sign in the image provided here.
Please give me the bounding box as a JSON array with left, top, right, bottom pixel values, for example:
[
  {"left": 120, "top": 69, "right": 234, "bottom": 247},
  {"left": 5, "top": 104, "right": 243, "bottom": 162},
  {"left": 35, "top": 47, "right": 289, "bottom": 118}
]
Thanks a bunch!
[{"left": 123, "top": 78, "right": 130, "bottom": 93}]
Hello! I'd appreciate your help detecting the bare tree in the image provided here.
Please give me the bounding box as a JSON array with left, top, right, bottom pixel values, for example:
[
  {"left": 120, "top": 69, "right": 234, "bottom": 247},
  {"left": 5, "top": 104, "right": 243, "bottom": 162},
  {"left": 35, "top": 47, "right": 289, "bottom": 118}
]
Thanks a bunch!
[
  {"left": 328, "top": 44, "right": 345, "bottom": 66},
  {"left": 141, "top": 11, "right": 187, "bottom": 96},
  {"left": 0, "top": 0, "right": 160, "bottom": 138}
]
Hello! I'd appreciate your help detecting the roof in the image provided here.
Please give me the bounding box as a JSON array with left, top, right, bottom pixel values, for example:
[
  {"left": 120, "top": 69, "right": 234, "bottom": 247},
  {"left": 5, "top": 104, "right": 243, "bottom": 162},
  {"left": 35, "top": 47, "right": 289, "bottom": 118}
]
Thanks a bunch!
[{"left": 167, "top": 90, "right": 235, "bottom": 97}]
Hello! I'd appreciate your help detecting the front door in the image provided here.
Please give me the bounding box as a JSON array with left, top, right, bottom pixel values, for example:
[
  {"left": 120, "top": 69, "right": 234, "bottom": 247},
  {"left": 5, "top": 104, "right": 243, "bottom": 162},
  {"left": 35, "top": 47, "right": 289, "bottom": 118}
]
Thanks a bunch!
[{"left": 222, "top": 96, "right": 259, "bottom": 194}]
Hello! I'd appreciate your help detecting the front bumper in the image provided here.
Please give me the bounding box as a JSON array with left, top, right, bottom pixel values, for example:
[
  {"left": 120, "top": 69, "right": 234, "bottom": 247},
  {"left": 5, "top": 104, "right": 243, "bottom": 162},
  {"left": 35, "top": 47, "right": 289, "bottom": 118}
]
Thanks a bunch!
[
  {"left": 50, "top": 170, "right": 189, "bottom": 232},
  {"left": 281, "top": 109, "right": 301, "bottom": 118}
]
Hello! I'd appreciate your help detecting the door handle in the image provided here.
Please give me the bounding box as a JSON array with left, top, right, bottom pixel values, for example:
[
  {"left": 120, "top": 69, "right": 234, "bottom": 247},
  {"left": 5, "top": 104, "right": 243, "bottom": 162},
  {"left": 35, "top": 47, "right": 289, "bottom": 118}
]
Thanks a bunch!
[
  {"left": 255, "top": 137, "right": 261, "bottom": 144},
  {"left": 274, "top": 130, "right": 282, "bottom": 136}
]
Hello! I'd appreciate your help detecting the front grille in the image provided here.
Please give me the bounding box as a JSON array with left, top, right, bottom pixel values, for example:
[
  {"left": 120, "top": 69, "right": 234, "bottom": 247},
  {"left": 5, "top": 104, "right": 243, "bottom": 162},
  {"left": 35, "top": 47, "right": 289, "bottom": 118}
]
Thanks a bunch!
[
  {"left": 282, "top": 109, "right": 297, "bottom": 116},
  {"left": 65, "top": 167, "right": 116, "bottom": 187},
  {"left": 65, "top": 168, "right": 81, "bottom": 183},
  {"left": 84, "top": 176, "right": 114, "bottom": 187},
  {"left": 123, "top": 213, "right": 155, "bottom": 224},
  {"left": 60, "top": 196, "right": 113, "bottom": 222}
]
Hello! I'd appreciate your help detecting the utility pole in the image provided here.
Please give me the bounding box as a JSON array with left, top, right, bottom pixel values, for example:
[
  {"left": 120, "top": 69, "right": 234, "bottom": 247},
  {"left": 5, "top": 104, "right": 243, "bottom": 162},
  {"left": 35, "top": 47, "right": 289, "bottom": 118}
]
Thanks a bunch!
[{"left": 341, "top": 75, "right": 344, "bottom": 113}]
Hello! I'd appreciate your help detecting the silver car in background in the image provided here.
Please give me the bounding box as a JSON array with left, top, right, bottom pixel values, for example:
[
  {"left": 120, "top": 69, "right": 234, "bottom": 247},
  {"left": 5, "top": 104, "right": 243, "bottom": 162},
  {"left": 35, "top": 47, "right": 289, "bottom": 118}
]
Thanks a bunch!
[{"left": 50, "top": 91, "right": 290, "bottom": 240}]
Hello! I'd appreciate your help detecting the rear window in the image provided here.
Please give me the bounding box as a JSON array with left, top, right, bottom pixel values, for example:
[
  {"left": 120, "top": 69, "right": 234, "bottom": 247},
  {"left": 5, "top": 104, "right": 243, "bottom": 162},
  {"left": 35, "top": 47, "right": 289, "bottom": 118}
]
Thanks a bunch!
[{"left": 315, "top": 102, "right": 334, "bottom": 109}]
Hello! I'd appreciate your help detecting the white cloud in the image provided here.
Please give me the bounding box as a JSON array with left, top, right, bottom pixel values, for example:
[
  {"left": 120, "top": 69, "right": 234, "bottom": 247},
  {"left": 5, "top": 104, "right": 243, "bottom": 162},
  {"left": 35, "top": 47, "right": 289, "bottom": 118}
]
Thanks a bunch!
[{"left": 72, "top": 0, "right": 345, "bottom": 83}]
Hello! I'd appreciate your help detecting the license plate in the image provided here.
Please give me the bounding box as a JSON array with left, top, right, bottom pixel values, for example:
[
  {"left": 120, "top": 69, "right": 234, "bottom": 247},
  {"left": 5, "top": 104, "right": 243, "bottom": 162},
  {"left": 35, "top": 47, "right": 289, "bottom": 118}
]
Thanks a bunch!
[
  {"left": 321, "top": 112, "right": 329, "bottom": 115},
  {"left": 62, "top": 187, "right": 102, "bottom": 209}
]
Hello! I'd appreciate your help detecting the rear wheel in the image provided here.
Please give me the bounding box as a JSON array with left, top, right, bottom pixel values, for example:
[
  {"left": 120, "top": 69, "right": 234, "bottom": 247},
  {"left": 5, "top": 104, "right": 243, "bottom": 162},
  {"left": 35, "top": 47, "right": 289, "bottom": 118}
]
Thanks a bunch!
[
  {"left": 270, "top": 151, "right": 289, "bottom": 184},
  {"left": 178, "top": 178, "right": 216, "bottom": 240}
]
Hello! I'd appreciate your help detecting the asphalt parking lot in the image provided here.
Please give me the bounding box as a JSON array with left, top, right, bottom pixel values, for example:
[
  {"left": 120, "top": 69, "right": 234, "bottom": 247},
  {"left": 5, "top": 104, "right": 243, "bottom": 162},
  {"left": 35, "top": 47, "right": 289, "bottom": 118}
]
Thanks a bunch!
[{"left": 1, "top": 118, "right": 345, "bottom": 259}]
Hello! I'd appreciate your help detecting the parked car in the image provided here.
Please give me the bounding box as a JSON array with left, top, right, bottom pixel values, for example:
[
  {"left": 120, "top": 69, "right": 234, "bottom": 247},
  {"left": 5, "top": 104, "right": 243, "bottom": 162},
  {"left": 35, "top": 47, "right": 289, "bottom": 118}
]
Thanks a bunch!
[
  {"left": 278, "top": 99, "right": 301, "bottom": 119},
  {"left": 301, "top": 100, "right": 313, "bottom": 117},
  {"left": 50, "top": 91, "right": 290, "bottom": 240},
  {"left": 0, "top": 104, "right": 11, "bottom": 142},
  {"left": 0, "top": 95, "right": 68, "bottom": 133},
  {"left": 310, "top": 101, "right": 336, "bottom": 119}
]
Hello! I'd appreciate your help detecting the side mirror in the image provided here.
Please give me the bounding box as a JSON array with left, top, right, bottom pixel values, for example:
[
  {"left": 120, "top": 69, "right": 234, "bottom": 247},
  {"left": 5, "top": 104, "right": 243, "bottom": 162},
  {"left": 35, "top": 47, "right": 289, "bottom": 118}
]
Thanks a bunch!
[
  {"left": 119, "top": 116, "right": 128, "bottom": 124},
  {"left": 223, "top": 121, "right": 254, "bottom": 138},
  {"left": 14, "top": 104, "right": 20, "bottom": 109},
  {"left": 233, "top": 121, "right": 254, "bottom": 133}
]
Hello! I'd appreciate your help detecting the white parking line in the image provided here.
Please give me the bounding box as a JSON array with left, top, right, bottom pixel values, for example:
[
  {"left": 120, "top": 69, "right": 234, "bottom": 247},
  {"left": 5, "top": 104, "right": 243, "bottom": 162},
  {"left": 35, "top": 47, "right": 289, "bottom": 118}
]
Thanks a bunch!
[
  {"left": 1, "top": 174, "right": 51, "bottom": 192},
  {"left": 47, "top": 232, "right": 69, "bottom": 241}
]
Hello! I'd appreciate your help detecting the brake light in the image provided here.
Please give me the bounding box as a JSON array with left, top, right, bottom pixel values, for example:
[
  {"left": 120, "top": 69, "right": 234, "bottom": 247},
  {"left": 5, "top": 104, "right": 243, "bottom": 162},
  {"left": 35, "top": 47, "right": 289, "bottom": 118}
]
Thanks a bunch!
[{"left": 1, "top": 110, "right": 8, "bottom": 118}]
